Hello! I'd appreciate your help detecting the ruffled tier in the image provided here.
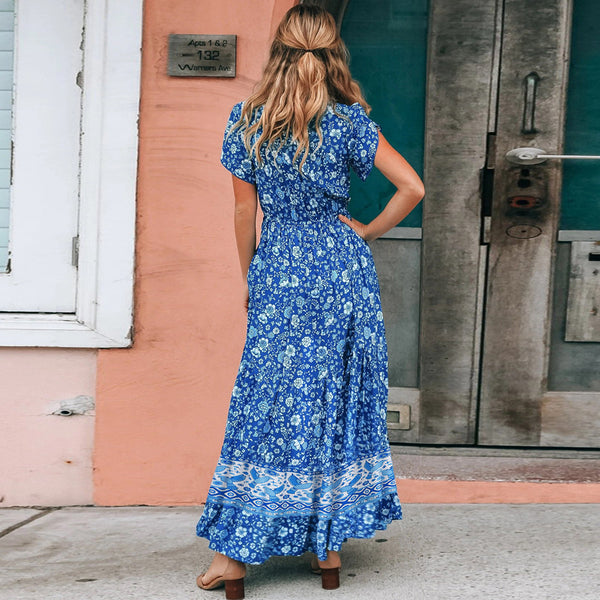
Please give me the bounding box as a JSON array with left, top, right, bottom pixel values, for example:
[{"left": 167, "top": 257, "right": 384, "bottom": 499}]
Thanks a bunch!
[{"left": 196, "top": 492, "right": 403, "bottom": 564}]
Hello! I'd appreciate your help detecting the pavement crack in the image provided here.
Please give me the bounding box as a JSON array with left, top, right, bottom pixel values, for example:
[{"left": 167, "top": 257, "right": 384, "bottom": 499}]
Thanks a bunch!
[{"left": 0, "top": 507, "right": 60, "bottom": 539}]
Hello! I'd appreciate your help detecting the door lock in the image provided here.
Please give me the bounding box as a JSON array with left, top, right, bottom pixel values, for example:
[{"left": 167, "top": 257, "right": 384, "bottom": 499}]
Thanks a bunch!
[
  {"left": 508, "top": 195, "right": 543, "bottom": 210},
  {"left": 506, "top": 168, "right": 546, "bottom": 214}
]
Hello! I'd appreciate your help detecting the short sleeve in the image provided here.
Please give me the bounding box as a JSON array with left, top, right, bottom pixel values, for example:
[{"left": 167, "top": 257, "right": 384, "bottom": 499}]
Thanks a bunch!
[
  {"left": 348, "top": 103, "right": 381, "bottom": 181},
  {"left": 220, "top": 101, "right": 256, "bottom": 184}
]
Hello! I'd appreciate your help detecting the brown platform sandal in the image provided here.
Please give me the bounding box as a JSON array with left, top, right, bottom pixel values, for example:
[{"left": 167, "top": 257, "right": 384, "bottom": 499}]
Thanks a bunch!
[
  {"left": 197, "top": 553, "right": 246, "bottom": 599},
  {"left": 310, "top": 551, "right": 341, "bottom": 590}
]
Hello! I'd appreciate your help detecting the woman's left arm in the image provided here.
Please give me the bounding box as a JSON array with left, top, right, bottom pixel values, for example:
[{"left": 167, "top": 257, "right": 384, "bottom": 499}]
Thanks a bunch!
[
  {"left": 339, "top": 131, "right": 425, "bottom": 241},
  {"left": 231, "top": 175, "right": 258, "bottom": 308}
]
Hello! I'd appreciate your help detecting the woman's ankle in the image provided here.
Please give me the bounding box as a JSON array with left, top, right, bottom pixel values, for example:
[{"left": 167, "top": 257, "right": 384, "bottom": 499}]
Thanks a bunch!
[{"left": 318, "top": 550, "right": 341, "bottom": 569}]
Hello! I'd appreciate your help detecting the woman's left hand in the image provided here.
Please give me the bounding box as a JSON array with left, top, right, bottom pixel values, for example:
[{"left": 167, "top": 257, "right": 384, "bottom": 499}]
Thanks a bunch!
[
  {"left": 338, "top": 214, "right": 370, "bottom": 241},
  {"left": 242, "top": 282, "right": 249, "bottom": 312}
]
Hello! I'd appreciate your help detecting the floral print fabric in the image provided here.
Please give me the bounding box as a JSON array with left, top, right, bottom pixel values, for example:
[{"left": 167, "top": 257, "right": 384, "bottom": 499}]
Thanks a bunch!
[{"left": 196, "top": 100, "right": 403, "bottom": 564}]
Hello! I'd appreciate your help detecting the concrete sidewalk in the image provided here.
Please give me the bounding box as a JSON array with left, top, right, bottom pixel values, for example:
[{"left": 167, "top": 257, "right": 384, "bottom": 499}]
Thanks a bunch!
[{"left": 1, "top": 505, "right": 598, "bottom": 600}]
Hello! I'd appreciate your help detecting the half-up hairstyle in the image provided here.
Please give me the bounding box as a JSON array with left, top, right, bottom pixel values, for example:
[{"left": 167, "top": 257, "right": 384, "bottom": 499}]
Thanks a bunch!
[{"left": 230, "top": 3, "right": 371, "bottom": 174}]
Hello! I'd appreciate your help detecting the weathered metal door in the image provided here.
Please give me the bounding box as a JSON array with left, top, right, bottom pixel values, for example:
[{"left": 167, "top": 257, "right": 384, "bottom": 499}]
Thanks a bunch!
[
  {"left": 478, "top": 0, "right": 600, "bottom": 447},
  {"left": 335, "top": 0, "right": 600, "bottom": 447}
]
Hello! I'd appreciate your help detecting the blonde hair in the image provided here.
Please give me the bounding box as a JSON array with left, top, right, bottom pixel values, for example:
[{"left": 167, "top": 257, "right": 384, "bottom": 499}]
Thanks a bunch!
[{"left": 231, "top": 3, "right": 371, "bottom": 173}]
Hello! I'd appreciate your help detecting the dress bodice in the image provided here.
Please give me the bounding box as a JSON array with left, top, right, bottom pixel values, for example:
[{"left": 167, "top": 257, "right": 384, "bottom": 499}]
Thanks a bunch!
[{"left": 220, "top": 100, "right": 381, "bottom": 223}]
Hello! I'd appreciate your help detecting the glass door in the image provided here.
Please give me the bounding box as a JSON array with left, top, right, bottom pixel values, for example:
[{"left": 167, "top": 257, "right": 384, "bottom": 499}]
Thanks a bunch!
[{"left": 335, "top": 0, "right": 600, "bottom": 447}]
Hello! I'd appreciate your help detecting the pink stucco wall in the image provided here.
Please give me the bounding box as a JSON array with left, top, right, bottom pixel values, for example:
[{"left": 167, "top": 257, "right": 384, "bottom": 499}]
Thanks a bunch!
[
  {"left": 93, "top": 0, "right": 296, "bottom": 505},
  {"left": 0, "top": 349, "right": 96, "bottom": 507}
]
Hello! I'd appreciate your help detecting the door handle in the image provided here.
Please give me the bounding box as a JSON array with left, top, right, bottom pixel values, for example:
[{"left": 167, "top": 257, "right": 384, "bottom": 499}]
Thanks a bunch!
[
  {"left": 506, "top": 147, "right": 600, "bottom": 165},
  {"left": 522, "top": 73, "right": 540, "bottom": 134}
]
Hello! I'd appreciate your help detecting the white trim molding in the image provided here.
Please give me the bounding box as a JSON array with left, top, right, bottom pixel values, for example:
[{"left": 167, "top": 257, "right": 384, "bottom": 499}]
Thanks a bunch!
[{"left": 0, "top": 0, "right": 142, "bottom": 348}]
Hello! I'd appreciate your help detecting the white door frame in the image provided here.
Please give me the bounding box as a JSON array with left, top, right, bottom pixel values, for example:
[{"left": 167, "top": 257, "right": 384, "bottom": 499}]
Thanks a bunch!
[{"left": 0, "top": 0, "right": 142, "bottom": 348}]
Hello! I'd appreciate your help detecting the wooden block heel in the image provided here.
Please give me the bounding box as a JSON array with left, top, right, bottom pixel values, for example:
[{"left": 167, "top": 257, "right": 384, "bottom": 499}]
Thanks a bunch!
[
  {"left": 225, "top": 577, "right": 245, "bottom": 599},
  {"left": 321, "top": 567, "right": 340, "bottom": 590}
]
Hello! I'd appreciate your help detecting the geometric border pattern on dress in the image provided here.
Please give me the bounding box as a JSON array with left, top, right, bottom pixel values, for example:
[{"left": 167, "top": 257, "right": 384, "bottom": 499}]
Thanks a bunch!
[{"left": 206, "top": 450, "right": 399, "bottom": 517}]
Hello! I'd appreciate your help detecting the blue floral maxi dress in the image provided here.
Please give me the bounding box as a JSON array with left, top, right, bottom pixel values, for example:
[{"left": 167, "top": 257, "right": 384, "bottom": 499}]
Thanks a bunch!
[{"left": 196, "top": 100, "right": 403, "bottom": 564}]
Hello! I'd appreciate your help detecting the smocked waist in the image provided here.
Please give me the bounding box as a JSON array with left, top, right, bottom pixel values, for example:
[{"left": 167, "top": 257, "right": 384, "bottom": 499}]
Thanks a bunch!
[{"left": 262, "top": 208, "right": 352, "bottom": 224}]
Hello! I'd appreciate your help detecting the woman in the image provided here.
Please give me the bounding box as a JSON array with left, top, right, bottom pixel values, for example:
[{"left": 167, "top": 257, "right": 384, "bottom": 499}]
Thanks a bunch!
[{"left": 195, "top": 4, "right": 424, "bottom": 598}]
